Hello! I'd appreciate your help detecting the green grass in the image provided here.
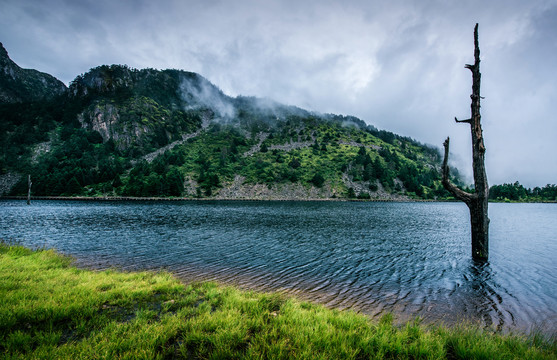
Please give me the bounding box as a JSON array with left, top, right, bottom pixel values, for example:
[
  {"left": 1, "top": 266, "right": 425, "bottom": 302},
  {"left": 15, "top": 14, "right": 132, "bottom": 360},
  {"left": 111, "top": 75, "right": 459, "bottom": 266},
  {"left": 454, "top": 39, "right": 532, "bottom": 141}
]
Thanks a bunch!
[{"left": 1, "top": 243, "right": 555, "bottom": 359}]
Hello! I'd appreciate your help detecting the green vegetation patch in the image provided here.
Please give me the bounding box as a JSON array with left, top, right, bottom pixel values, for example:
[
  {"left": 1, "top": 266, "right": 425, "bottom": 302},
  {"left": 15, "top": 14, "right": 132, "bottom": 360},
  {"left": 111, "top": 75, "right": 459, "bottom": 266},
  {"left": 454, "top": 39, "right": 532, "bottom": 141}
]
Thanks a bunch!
[{"left": 1, "top": 243, "right": 555, "bottom": 359}]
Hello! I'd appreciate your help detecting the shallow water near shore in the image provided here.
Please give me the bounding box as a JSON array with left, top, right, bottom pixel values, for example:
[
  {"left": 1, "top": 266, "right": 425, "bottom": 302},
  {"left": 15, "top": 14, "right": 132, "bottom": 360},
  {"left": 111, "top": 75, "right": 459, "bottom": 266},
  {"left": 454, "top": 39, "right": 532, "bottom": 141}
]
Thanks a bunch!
[{"left": 1, "top": 200, "right": 556, "bottom": 334}]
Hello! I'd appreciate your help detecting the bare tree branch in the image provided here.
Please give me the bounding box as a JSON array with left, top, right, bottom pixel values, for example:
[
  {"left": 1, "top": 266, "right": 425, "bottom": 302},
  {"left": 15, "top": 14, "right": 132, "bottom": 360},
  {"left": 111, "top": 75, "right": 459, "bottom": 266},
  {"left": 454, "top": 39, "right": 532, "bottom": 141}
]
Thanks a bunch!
[
  {"left": 455, "top": 117, "right": 472, "bottom": 124},
  {"left": 442, "top": 137, "right": 475, "bottom": 205}
]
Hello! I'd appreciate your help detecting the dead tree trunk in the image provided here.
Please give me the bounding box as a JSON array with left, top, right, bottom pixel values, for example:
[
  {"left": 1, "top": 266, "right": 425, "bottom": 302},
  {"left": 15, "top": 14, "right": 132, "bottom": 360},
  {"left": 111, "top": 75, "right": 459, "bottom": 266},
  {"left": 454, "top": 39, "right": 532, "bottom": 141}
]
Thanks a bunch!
[
  {"left": 27, "top": 174, "right": 32, "bottom": 205},
  {"left": 442, "top": 23, "right": 489, "bottom": 261}
]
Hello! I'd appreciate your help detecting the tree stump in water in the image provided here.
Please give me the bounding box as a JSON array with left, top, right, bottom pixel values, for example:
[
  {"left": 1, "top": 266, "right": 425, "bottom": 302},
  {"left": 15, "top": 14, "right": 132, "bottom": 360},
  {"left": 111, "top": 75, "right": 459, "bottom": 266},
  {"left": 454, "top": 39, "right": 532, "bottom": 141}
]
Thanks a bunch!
[{"left": 442, "top": 24, "right": 489, "bottom": 261}]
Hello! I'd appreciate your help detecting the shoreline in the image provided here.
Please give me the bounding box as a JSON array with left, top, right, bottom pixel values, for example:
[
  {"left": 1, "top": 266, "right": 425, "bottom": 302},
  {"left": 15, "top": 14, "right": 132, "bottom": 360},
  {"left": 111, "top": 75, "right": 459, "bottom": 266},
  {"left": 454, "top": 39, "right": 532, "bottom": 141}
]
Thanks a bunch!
[
  {"left": 2, "top": 195, "right": 556, "bottom": 203},
  {"left": 7, "top": 241, "right": 557, "bottom": 338},
  {"left": 1, "top": 195, "right": 453, "bottom": 202},
  {"left": 2, "top": 244, "right": 556, "bottom": 359}
]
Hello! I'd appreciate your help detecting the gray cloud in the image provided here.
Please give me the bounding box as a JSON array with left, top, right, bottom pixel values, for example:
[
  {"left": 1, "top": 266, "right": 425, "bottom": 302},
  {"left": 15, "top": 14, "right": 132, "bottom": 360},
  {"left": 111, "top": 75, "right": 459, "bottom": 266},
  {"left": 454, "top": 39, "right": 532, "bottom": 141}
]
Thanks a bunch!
[{"left": 1, "top": 0, "right": 556, "bottom": 187}]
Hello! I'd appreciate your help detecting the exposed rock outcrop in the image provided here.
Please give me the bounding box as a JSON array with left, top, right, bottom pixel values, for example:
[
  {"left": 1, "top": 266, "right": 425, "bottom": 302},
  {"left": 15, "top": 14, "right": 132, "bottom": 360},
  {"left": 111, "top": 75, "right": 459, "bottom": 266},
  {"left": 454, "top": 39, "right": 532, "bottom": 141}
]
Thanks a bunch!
[
  {"left": 0, "top": 172, "right": 22, "bottom": 196},
  {"left": 30, "top": 141, "right": 52, "bottom": 164},
  {"left": 243, "top": 132, "right": 269, "bottom": 157},
  {"left": 339, "top": 140, "right": 381, "bottom": 151},
  {"left": 183, "top": 174, "right": 409, "bottom": 201},
  {"left": 78, "top": 103, "right": 122, "bottom": 144},
  {"left": 140, "top": 113, "right": 211, "bottom": 163},
  {"left": 214, "top": 175, "right": 337, "bottom": 200}
]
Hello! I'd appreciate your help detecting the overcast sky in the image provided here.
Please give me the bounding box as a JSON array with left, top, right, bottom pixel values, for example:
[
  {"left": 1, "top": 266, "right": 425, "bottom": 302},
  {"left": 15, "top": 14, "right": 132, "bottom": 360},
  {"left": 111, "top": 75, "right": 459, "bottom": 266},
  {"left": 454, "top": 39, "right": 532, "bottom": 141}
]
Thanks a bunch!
[{"left": 1, "top": 0, "right": 556, "bottom": 187}]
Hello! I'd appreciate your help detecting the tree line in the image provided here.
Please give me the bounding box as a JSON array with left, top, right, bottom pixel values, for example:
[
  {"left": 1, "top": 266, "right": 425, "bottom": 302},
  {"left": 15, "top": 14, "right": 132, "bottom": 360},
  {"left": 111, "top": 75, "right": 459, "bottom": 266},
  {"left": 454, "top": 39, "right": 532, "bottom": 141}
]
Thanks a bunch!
[{"left": 489, "top": 182, "right": 557, "bottom": 202}]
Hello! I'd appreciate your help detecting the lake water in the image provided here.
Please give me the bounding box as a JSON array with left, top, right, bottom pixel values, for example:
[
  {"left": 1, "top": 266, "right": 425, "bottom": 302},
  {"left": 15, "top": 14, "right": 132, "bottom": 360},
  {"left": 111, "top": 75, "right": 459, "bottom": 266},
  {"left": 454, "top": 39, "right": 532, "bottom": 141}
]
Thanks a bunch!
[{"left": 1, "top": 200, "right": 556, "bottom": 334}]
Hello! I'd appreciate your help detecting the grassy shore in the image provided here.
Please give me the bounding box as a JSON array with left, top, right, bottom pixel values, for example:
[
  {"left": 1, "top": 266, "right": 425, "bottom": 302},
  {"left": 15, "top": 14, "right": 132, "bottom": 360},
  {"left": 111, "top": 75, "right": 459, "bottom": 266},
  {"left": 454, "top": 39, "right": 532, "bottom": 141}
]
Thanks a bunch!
[{"left": 1, "top": 243, "right": 555, "bottom": 359}]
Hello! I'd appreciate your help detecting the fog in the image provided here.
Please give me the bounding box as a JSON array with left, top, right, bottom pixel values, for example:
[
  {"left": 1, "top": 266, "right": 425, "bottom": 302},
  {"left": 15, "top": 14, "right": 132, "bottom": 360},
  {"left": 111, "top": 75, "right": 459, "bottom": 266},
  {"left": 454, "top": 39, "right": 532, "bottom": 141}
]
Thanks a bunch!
[
  {"left": 1, "top": 0, "right": 556, "bottom": 187},
  {"left": 179, "top": 75, "right": 236, "bottom": 119}
]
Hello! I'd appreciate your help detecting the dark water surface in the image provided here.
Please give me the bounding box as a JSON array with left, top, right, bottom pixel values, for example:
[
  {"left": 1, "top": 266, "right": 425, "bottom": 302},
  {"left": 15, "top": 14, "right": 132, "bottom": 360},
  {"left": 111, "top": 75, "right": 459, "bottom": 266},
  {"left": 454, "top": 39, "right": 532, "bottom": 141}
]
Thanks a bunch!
[{"left": 1, "top": 200, "right": 556, "bottom": 334}]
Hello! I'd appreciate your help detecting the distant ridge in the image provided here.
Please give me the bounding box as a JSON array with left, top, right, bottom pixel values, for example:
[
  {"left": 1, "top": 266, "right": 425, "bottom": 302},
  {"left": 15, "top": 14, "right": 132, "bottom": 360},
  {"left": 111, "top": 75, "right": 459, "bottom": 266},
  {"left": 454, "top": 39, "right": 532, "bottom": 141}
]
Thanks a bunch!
[
  {"left": 0, "top": 43, "right": 67, "bottom": 103},
  {"left": 1, "top": 43, "right": 461, "bottom": 200}
]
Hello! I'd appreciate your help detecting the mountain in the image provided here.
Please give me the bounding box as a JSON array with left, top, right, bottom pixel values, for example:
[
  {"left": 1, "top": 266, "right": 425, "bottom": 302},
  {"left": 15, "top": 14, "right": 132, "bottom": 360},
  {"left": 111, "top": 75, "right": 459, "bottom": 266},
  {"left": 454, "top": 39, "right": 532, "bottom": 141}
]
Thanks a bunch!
[
  {"left": 0, "top": 43, "right": 67, "bottom": 103},
  {"left": 0, "top": 44, "right": 464, "bottom": 200}
]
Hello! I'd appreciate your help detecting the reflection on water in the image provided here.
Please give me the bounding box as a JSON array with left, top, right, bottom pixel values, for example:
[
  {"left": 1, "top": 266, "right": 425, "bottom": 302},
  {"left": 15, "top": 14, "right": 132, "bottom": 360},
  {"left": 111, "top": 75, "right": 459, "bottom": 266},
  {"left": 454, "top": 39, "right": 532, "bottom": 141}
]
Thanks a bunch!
[{"left": 1, "top": 200, "right": 556, "bottom": 334}]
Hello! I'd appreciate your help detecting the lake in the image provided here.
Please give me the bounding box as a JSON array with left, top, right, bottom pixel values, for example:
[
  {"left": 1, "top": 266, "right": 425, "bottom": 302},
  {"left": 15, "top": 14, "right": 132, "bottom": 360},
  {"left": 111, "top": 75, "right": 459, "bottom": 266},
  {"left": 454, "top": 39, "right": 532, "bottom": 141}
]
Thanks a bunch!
[{"left": 1, "top": 200, "right": 556, "bottom": 334}]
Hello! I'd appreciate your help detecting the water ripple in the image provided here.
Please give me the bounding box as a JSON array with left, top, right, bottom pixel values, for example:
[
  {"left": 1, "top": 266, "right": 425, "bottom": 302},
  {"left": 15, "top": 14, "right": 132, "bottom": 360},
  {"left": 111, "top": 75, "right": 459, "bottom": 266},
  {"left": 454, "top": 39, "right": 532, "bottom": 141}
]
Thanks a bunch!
[{"left": 1, "top": 200, "right": 556, "bottom": 334}]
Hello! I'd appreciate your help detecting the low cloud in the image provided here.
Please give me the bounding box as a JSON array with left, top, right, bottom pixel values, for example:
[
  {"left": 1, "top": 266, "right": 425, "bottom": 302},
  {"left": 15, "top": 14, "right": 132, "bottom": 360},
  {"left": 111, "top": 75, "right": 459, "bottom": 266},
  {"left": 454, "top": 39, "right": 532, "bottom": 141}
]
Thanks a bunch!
[
  {"left": 179, "top": 75, "right": 236, "bottom": 119},
  {"left": 1, "top": 0, "right": 556, "bottom": 187}
]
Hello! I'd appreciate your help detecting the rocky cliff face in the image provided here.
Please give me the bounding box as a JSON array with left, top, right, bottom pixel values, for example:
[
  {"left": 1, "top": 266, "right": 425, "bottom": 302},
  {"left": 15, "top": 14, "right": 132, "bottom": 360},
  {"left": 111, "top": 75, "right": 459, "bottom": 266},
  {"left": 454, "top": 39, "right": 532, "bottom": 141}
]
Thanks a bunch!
[
  {"left": 77, "top": 102, "right": 131, "bottom": 146},
  {"left": 0, "top": 43, "right": 67, "bottom": 103},
  {"left": 69, "top": 66, "right": 210, "bottom": 153}
]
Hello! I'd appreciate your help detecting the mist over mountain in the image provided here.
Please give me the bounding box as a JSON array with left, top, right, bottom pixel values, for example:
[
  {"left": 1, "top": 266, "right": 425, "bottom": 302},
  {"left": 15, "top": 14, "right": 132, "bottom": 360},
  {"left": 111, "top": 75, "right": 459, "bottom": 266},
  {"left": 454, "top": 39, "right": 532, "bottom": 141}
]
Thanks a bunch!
[{"left": 1, "top": 44, "right": 468, "bottom": 200}]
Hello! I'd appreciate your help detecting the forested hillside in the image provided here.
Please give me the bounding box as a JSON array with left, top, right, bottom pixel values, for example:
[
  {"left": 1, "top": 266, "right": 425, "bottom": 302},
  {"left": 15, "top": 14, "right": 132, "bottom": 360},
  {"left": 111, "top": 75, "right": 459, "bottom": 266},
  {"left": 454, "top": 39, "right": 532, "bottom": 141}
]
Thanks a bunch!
[{"left": 1, "top": 44, "right": 468, "bottom": 200}]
